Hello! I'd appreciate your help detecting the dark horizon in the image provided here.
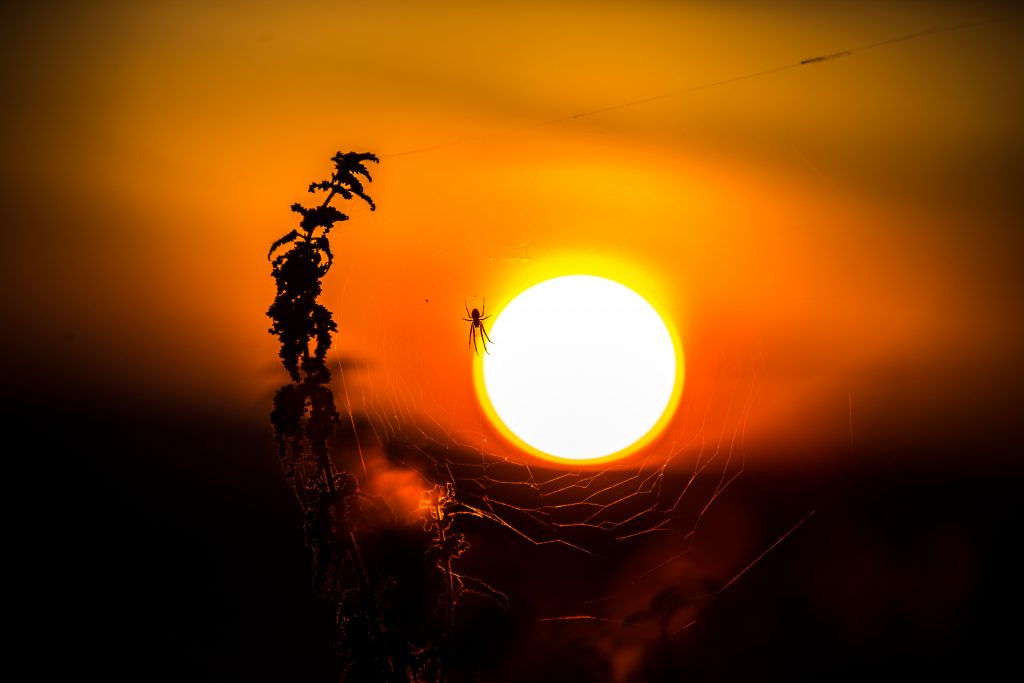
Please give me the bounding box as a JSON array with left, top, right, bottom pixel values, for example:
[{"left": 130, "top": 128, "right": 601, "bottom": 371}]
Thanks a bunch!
[{"left": 23, "top": 391, "right": 1020, "bottom": 680}]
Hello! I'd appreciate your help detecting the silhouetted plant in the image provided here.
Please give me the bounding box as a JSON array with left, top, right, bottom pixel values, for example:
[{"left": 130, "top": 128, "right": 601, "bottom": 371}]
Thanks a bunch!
[
  {"left": 268, "top": 151, "right": 505, "bottom": 682},
  {"left": 268, "top": 151, "right": 378, "bottom": 499},
  {"left": 268, "top": 151, "right": 401, "bottom": 678}
]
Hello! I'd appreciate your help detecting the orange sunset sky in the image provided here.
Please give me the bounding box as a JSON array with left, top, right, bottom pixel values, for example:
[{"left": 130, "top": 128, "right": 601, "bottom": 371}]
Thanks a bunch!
[{"left": 3, "top": 1, "right": 1022, "bottom": 468}]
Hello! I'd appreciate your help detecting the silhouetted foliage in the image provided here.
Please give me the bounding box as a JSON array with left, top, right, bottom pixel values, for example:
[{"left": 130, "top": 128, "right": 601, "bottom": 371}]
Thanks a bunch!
[
  {"left": 267, "top": 151, "right": 505, "bottom": 682},
  {"left": 268, "top": 151, "right": 377, "bottom": 384}
]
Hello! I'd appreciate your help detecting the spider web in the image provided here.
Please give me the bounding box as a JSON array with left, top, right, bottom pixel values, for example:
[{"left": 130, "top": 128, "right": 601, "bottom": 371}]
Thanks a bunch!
[
  {"left": 328, "top": 303, "right": 765, "bottom": 602},
  {"left": 317, "top": 124, "right": 804, "bottom": 662},
  {"left": 322, "top": 325, "right": 829, "bottom": 681}
]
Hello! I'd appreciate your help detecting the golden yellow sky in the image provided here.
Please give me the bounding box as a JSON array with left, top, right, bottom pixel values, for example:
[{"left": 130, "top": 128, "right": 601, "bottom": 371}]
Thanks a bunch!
[{"left": 3, "top": 1, "right": 1022, "bottom": 464}]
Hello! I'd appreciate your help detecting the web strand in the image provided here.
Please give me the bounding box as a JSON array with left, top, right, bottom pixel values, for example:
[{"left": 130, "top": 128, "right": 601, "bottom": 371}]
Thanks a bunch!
[{"left": 380, "top": 17, "right": 1003, "bottom": 159}]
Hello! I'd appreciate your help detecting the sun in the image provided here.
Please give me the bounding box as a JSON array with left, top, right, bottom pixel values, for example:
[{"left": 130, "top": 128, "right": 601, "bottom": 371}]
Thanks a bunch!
[{"left": 475, "top": 275, "right": 683, "bottom": 464}]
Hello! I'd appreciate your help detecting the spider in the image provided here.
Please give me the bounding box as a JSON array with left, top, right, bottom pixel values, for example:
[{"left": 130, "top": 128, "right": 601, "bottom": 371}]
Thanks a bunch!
[{"left": 462, "top": 300, "right": 493, "bottom": 355}]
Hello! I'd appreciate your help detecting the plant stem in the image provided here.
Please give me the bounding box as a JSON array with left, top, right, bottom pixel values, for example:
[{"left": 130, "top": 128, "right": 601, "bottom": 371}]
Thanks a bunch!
[{"left": 436, "top": 500, "right": 455, "bottom": 683}]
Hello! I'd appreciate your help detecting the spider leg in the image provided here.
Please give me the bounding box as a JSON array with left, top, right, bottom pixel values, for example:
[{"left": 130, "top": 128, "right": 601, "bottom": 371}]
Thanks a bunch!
[
  {"left": 481, "top": 298, "right": 486, "bottom": 317},
  {"left": 480, "top": 323, "right": 493, "bottom": 343},
  {"left": 465, "top": 300, "right": 472, "bottom": 318}
]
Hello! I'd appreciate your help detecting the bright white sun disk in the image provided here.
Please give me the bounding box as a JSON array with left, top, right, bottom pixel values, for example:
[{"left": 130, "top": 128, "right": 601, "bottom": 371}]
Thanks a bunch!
[{"left": 481, "top": 275, "right": 680, "bottom": 462}]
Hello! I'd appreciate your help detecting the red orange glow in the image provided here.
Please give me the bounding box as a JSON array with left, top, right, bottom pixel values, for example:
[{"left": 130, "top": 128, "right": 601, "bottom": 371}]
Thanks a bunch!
[{"left": 3, "top": 2, "right": 1020, "bottom": 469}]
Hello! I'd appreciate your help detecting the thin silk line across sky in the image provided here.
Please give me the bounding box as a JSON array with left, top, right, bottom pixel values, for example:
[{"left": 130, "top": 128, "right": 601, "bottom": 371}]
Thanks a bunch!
[{"left": 380, "top": 17, "right": 1003, "bottom": 159}]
